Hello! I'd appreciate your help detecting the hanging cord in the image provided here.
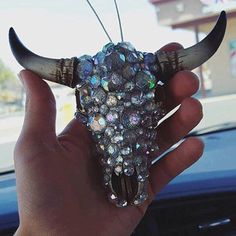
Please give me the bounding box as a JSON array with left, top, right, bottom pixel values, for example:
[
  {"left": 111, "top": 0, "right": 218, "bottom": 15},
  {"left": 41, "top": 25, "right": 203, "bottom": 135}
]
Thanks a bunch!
[
  {"left": 86, "top": 0, "right": 113, "bottom": 43},
  {"left": 114, "top": 0, "right": 124, "bottom": 42}
]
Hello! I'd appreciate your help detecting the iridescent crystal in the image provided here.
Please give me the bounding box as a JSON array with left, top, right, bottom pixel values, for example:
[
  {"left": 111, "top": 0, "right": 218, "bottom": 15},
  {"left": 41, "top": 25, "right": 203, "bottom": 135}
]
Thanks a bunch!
[
  {"left": 106, "top": 95, "right": 118, "bottom": 107},
  {"left": 88, "top": 114, "right": 106, "bottom": 132},
  {"left": 107, "top": 144, "right": 119, "bottom": 157},
  {"left": 106, "top": 111, "right": 119, "bottom": 123},
  {"left": 122, "top": 109, "right": 141, "bottom": 128},
  {"left": 92, "top": 88, "right": 106, "bottom": 104},
  {"left": 89, "top": 75, "right": 100, "bottom": 88}
]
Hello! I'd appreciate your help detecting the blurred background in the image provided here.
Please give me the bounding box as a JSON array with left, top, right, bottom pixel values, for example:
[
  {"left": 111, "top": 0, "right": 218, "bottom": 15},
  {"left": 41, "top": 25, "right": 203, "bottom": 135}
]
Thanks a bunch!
[{"left": 1, "top": 0, "right": 236, "bottom": 172}]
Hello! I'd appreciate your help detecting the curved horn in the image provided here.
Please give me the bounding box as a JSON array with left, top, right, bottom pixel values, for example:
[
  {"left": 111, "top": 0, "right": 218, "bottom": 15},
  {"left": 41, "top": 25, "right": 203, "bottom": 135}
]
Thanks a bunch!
[
  {"left": 9, "top": 27, "right": 79, "bottom": 88},
  {"left": 156, "top": 11, "right": 227, "bottom": 81}
]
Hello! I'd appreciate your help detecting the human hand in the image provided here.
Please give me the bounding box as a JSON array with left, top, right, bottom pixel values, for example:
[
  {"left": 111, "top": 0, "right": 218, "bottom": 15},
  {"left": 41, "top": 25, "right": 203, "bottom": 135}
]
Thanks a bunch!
[{"left": 14, "top": 43, "right": 204, "bottom": 236}]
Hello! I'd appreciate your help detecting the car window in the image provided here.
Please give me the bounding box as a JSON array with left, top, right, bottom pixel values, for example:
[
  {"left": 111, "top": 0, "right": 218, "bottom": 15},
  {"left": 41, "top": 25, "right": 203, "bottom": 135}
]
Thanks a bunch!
[{"left": 0, "top": 0, "right": 236, "bottom": 173}]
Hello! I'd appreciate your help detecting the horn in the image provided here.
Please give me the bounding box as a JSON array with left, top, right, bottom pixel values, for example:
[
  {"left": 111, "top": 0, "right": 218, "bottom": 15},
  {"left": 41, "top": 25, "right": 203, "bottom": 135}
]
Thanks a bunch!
[
  {"left": 156, "top": 11, "right": 227, "bottom": 81},
  {"left": 9, "top": 27, "right": 79, "bottom": 88}
]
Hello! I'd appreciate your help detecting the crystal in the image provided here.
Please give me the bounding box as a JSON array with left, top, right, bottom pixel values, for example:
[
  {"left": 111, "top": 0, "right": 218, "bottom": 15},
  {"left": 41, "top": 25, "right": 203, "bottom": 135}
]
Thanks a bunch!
[
  {"left": 107, "top": 157, "right": 116, "bottom": 166},
  {"left": 116, "top": 199, "right": 128, "bottom": 208},
  {"left": 102, "top": 42, "right": 115, "bottom": 54},
  {"left": 99, "top": 104, "right": 109, "bottom": 115},
  {"left": 116, "top": 156, "right": 123, "bottom": 163},
  {"left": 126, "top": 52, "right": 139, "bottom": 63},
  {"left": 121, "top": 146, "right": 131, "bottom": 155},
  {"left": 131, "top": 90, "right": 145, "bottom": 106},
  {"left": 104, "top": 174, "right": 110, "bottom": 184},
  {"left": 101, "top": 77, "right": 109, "bottom": 91},
  {"left": 117, "top": 42, "right": 135, "bottom": 51},
  {"left": 124, "top": 82, "right": 135, "bottom": 92},
  {"left": 133, "top": 156, "right": 143, "bottom": 166},
  {"left": 107, "top": 144, "right": 119, "bottom": 157},
  {"left": 109, "top": 193, "right": 118, "bottom": 201},
  {"left": 111, "top": 134, "right": 124, "bottom": 143},
  {"left": 77, "top": 58, "right": 94, "bottom": 80},
  {"left": 89, "top": 75, "right": 100, "bottom": 88},
  {"left": 135, "top": 71, "right": 157, "bottom": 90},
  {"left": 106, "top": 95, "right": 118, "bottom": 107},
  {"left": 122, "top": 109, "right": 141, "bottom": 128},
  {"left": 106, "top": 111, "right": 119, "bottom": 123},
  {"left": 123, "top": 165, "right": 135, "bottom": 176},
  {"left": 94, "top": 51, "right": 106, "bottom": 65},
  {"left": 92, "top": 88, "right": 106, "bottom": 104},
  {"left": 104, "top": 52, "right": 126, "bottom": 71},
  {"left": 122, "top": 65, "right": 137, "bottom": 79},
  {"left": 104, "top": 127, "right": 115, "bottom": 137},
  {"left": 108, "top": 73, "right": 125, "bottom": 91},
  {"left": 88, "top": 114, "right": 106, "bottom": 132},
  {"left": 144, "top": 53, "right": 156, "bottom": 64},
  {"left": 114, "top": 164, "right": 123, "bottom": 175}
]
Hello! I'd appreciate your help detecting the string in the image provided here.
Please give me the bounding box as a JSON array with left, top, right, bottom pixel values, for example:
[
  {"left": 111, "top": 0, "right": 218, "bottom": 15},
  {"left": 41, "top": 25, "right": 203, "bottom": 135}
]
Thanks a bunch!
[
  {"left": 86, "top": 0, "right": 113, "bottom": 43},
  {"left": 114, "top": 0, "right": 124, "bottom": 42}
]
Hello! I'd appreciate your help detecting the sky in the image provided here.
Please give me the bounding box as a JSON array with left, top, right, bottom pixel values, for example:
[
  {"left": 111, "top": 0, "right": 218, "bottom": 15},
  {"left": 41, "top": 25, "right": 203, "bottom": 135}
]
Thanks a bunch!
[{"left": 0, "top": 0, "right": 195, "bottom": 73}]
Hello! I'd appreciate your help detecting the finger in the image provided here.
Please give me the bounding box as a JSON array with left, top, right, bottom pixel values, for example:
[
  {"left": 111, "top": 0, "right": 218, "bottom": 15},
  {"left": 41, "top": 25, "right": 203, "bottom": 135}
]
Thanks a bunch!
[
  {"left": 165, "top": 71, "right": 199, "bottom": 112},
  {"left": 150, "top": 137, "right": 204, "bottom": 195},
  {"left": 58, "top": 118, "right": 93, "bottom": 146},
  {"left": 156, "top": 97, "right": 203, "bottom": 156},
  {"left": 18, "top": 70, "right": 57, "bottom": 140}
]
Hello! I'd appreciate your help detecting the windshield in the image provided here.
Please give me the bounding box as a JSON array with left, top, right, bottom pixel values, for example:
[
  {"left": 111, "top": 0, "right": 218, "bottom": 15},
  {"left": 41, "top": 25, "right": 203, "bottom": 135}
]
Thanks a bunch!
[{"left": 1, "top": 0, "right": 236, "bottom": 173}]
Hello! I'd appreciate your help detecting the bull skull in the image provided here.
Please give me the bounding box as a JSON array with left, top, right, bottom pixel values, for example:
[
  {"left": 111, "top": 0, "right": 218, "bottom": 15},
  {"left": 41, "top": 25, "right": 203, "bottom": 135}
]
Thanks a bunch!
[{"left": 9, "top": 11, "right": 226, "bottom": 207}]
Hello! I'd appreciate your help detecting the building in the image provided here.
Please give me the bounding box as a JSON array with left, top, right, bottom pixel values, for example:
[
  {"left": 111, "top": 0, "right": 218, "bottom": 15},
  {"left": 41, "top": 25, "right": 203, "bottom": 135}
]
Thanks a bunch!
[{"left": 150, "top": 0, "right": 236, "bottom": 97}]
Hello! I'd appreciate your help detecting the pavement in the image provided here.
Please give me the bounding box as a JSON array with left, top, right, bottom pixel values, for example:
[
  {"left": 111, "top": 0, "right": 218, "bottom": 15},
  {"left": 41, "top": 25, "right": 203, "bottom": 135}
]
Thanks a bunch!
[{"left": 1, "top": 94, "right": 236, "bottom": 173}]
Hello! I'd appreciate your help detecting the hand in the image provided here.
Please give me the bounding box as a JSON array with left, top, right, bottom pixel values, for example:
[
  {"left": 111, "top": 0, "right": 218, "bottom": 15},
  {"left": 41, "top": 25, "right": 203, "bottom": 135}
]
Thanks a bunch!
[{"left": 14, "top": 43, "right": 204, "bottom": 236}]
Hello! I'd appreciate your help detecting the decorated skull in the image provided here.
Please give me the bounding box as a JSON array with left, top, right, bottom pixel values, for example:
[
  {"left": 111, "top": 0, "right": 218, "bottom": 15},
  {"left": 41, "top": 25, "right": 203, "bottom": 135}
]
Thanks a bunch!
[{"left": 9, "top": 11, "right": 226, "bottom": 207}]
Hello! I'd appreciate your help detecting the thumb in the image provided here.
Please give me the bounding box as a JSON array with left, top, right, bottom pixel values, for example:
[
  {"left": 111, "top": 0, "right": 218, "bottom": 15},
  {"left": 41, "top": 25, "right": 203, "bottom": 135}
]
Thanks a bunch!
[{"left": 19, "top": 70, "right": 57, "bottom": 140}]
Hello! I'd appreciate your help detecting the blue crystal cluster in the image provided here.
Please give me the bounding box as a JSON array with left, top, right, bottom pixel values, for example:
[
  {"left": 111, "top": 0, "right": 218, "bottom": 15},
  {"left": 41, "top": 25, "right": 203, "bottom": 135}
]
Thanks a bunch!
[{"left": 75, "top": 42, "right": 165, "bottom": 207}]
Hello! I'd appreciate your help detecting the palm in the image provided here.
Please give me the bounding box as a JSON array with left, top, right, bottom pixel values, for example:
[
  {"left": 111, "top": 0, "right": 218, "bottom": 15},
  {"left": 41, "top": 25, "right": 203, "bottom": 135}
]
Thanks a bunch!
[{"left": 14, "top": 43, "right": 204, "bottom": 236}]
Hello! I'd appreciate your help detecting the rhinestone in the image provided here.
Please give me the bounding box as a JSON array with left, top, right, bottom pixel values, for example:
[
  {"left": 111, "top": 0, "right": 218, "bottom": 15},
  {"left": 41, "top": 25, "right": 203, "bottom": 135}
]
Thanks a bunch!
[
  {"left": 144, "top": 53, "right": 156, "bottom": 64},
  {"left": 114, "top": 164, "right": 123, "bottom": 175},
  {"left": 136, "top": 139, "right": 151, "bottom": 153},
  {"left": 116, "top": 156, "right": 123, "bottom": 163},
  {"left": 107, "top": 157, "right": 116, "bottom": 166},
  {"left": 135, "top": 71, "right": 157, "bottom": 90},
  {"left": 104, "top": 52, "right": 126, "bottom": 71},
  {"left": 131, "top": 90, "right": 145, "bottom": 106},
  {"left": 106, "top": 111, "right": 119, "bottom": 123},
  {"left": 104, "top": 127, "right": 115, "bottom": 137},
  {"left": 102, "top": 42, "right": 115, "bottom": 54},
  {"left": 116, "top": 92, "right": 125, "bottom": 100},
  {"left": 109, "top": 193, "right": 118, "bottom": 201},
  {"left": 124, "top": 165, "right": 135, "bottom": 176},
  {"left": 99, "top": 104, "right": 109, "bottom": 115},
  {"left": 126, "top": 52, "right": 139, "bottom": 63},
  {"left": 88, "top": 114, "right": 106, "bottom": 132},
  {"left": 124, "top": 82, "right": 135, "bottom": 92},
  {"left": 77, "top": 58, "right": 94, "bottom": 80},
  {"left": 116, "top": 199, "right": 128, "bottom": 208},
  {"left": 107, "top": 144, "right": 119, "bottom": 157},
  {"left": 123, "top": 65, "right": 138, "bottom": 79},
  {"left": 101, "top": 77, "right": 109, "bottom": 91},
  {"left": 145, "top": 92, "right": 155, "bottom": 100},
  {"left": 94, "top": 51, "right": 106, "bottom": 65},
  {"left": 106, "top": 95, "right": 118, "bottom": 107},
  {"left": 137, "top": 173, "right": 146, "bottom": 182},
  {"left": 92, "top": 88, "right": 106, "bottom": 104},
  {"left": 121, "top": 147, "right": 131, "bottom": 155},
  {"left": 109, "top": 73, "right": 125, "bottom": 91},
  {"left": 89, "top": 75, "right": 100, "bottom": 88},
  {"left": 111, "top": 134, "right": 124, "bottom": 143},
  {"left": 122, "top": 109, "right": 141, "bottom": 128},
  {"left": 117, "top": 42, "right": 135, "bottom": 51}
]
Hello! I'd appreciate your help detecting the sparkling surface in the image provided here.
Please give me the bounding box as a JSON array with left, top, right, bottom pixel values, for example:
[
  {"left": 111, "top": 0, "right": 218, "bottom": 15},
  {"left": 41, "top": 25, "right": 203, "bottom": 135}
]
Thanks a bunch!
[{"left": 74, "top": 41, "right": 162, "bottom": 208}]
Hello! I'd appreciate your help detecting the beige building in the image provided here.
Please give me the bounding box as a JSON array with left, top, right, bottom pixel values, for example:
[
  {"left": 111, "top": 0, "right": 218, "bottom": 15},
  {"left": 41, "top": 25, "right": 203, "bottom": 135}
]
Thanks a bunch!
[{"left": 150, "top": 0, "right": 236, "bottom": 97}]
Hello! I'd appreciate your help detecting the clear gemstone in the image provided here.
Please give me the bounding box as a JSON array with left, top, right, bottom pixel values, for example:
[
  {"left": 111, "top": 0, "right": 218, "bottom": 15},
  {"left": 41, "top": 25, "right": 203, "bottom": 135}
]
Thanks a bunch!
[
  {"left": 107, "top": 144, "right": 119, "bottom": 157},
  {"left": 122, "top": 109, "right": 141, "bottom": 128},
  {"left": 116, "top": 156, "right": 123, "bottom": 163},
  {"left": 111, "top": 134, "right": 124, "bottom": 143},
  {"left": 106, "top": 111, "right": 119, "bottom": 123},
  {"left": 88, "top": 114, "right": 106, "bottom": 132},
  {"left": 124, "top": 82, "right": 135, "bottom": 92},
  {"left": 106, "top": 95, "right": 118, "bottom": 107},
  {"left": 104, "top": 127, "right": 115, "bottom": 137},
  {"left": 116, "top": 199, "right": 128, "bottom": 208},
  {"left": 124, "top": 165, "right": 135, "bottom": 176},
  {"left": 131, "top": 90, "right": 145, "bottom": 106},
  {"left": 92, "top": 88, "right": 106, "bottom": 104},
  {"left": 121, "top": 147, "right": 131, "bottom": 155},
  {"left": 99, "top": 104, "right": 109, "bottom": 115}
]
